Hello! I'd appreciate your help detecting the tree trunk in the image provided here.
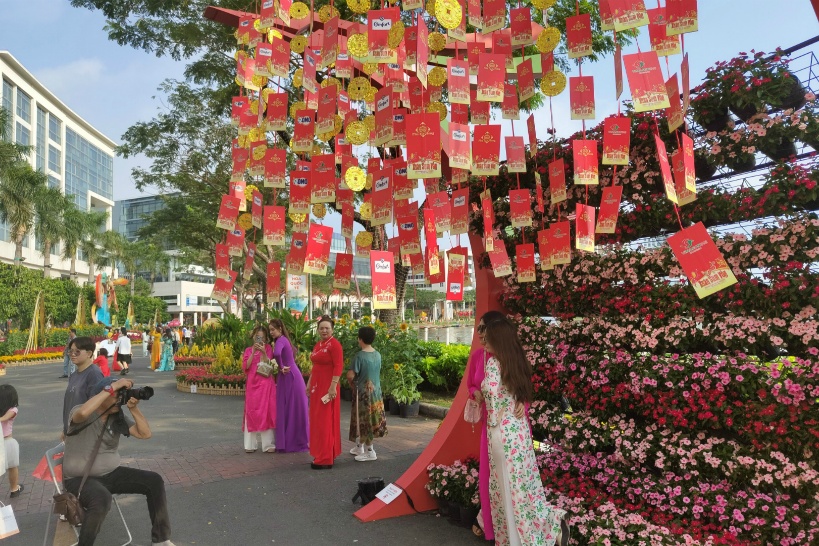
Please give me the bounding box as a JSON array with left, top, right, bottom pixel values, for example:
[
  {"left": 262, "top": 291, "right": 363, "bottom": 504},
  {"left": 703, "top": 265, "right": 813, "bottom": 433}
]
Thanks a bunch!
[
  {"left": 378, "top": 262, "right": 409, "bottom": 325},
  {"left": 70, "top": 253, "right": 77, "bottom": 281},
  {"left": 43, "top": 240, "right": 52, "bottom": 278},
  {"left": 87, "top": 259, "right": 96, "bottom": 283},
  {"left": 130, "top": 270, "right": 136, "bottom": 297},
  {"left": 150, "top": 272, "right": 156, "bottom": 291},
  {"left": 13, "top": 227, "right": 24, "bottom": 264}
]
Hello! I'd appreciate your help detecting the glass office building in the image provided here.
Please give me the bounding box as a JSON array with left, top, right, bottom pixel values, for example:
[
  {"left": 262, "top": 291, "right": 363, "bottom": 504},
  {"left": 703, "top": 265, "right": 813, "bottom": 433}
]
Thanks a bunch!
[{"left": 0, "top": 51, "right": 115, "bottom": 277}]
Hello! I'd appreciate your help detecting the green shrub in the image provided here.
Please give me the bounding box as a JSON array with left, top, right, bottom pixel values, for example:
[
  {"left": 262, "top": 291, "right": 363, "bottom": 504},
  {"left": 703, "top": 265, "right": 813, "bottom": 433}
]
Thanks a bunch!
[
  {"left": 417, "top": 343, "right": 470, "bottom": 393},
  {"left": 418, "top": 340, "right": 444, "bottom": 359}
]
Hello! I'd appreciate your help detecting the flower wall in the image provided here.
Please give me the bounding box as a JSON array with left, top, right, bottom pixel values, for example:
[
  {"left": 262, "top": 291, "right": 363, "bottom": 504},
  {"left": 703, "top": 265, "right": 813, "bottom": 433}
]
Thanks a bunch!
[{"left": 474, "top": 50, "right": 819, "bottom": 544}]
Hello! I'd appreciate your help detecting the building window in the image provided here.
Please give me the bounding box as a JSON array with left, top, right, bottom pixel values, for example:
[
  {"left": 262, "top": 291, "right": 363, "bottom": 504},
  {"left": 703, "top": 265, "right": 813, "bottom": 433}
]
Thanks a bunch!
[
  {"left": 48, "top": 115, "right": 61, "bottom": 144},
  {"left": 48, "top": 145, "right": 61, "bottom": 173},
  {"left": 15, "top": 89, "right": 30, "bottom": 123},
  {"left": 47, "top": 175, "right": 60, "bottom": 188},
  {"left": 65, "top": 128, "right": 113, "bottom": 204},
  {"left": 36, "top": 108, "right": 46, "bottom": 171},
  {"left": 1, "top": 80, "right": 12, "bottom": 139},
  {"left": 15, "top": 122, "right": 30, "bottom": 146}
]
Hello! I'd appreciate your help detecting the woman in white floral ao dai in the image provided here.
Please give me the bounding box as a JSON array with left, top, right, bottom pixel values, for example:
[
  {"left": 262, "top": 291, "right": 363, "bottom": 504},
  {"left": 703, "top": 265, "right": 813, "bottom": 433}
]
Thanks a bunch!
[{"left": 481, "top": 318, "right": 570, "bottom": 546}]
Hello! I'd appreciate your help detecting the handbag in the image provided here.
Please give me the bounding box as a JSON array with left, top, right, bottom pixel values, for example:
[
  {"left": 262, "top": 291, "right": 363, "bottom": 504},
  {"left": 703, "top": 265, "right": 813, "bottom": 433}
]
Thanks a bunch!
[
  {"left": 0, "top": 502, "right": 19, "bottom": 539},
  {"left": 54, "top": 414, "right": 107, "bottom": 526},
  {"left": 464, "top": 399, "right": 481, "bottom": 426},
  {"left": 256, "top": 361, "right": 274, "bottom": 378}
]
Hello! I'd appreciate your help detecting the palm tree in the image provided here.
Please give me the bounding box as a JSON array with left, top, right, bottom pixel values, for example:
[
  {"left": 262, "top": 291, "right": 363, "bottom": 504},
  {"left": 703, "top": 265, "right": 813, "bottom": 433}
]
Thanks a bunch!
[
  {"left": 0, "top": 108, "right": 28, "bottom": 177},
  {"left": 0, "top": 163, "right": 47, "bottom": 262},
  {"left": 140, "top": 243, "right": 170, "bottom": 291},
  {"left": 120, "top": 239, "right": 143, "bottom": 297},
  {"left": 61, "top": 202, "right": 86, "bottom": 280},
  {"left": 72, "top": 210, "right": 107, "bottom": 283},
  {"left": 99, "top": 230, "right": 127, "bottom": 278},
  {"left": 34, "top": 186, "right": 71, "bottom": 277}
]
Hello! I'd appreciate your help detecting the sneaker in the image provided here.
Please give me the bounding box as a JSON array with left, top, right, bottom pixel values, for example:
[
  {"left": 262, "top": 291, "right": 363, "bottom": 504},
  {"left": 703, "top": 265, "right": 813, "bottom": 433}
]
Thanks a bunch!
[
  {"left": 58, "top": 375, "right": 68, "bottom": 378},
  {"left": 152, "top": 541, "right": 176, "bottom": 546},
  {"left": 355, "top": 449, "right": 377, "bottom": 462},
  {"left": 349, "top": 444, "right": 365, "bottom": 456}
]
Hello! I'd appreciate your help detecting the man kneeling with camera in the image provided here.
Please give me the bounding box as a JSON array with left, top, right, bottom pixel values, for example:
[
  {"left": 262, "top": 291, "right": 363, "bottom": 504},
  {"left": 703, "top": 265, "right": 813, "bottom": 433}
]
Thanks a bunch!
[{"left": 63, "top": 377, "right": 174, "bottom": 546}]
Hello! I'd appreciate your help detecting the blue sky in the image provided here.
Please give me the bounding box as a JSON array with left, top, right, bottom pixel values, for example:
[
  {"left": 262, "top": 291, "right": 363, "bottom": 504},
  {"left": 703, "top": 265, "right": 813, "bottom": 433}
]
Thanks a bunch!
[{"left": 0, "top": 0, "right": 817, "bottom": 210}]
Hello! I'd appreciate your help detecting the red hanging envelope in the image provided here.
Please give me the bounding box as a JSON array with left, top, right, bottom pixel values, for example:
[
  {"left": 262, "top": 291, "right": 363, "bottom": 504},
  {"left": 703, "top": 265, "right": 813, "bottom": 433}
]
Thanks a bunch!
[
  {"left": 311, "top": 155, "right": 336, "bottom": 203},
  {"left": 371, "top": 169, "right": 393, "bottom": 226},
  {"left": 406, "top": 113, "right": 441, "bottom": 179},
  {"left": 226, "top": 227, "right": 245, "bottom": 257},
  {"left": 448, "top": 59, "right": 470, "bottom": 105},
  {"left": 251, "top": 190, "right": 263, "bottom": 229},
  {"left": 602, "top": 115, "right": 631, "bottom": 165},
  {"left": 445, "top": 250, "right": 466, "bottom": 300},
  {"left": 450, "top": 187, "right": 469, "bottom": 235},
  {"left": 266, "top": 92, "right": 288, "bottom": 132},
  {"left": 482, "top": 0, "right": 506, "bottom": 33},
  {"left": 488, "top": 237, "right": 513, "bottom": 277},
  {"left": 286, "top": 232, "right": 307, "bottom": 275},
  {"left": 623, "top": 51, "right": 671, "bottom": 112},
  {"left": 477, "top": 53, "right": 506, "bottom": 102},
  {"left": 449, "top": 122, "right": 472, "bottom": 170},
  {"left": 549, "top": 158, "right": 567, "bottom": 204},
  {"left": 428, "top": 191, "right": 452, "bottom": 234},
  {"left": 550, "top": 220, "right": 572, "bottom": 265},
  {"left": 612, "top": 0, "right": 649, "bottom": 31},
  {"left": 374, "top": 86, "right": 394, "bottom": 146},
  {"left": 537, "top": 228, "right": 552, "bottom": 271},
  {"left": 303, "top": 223, "right": 333, "bottom": 275},
  {"left": 596, "top": 185, "right": 623, "bottom": 234},
  {"left": 472, "top": 124, "right": 502, "bottom": 176},
  {"left": 666, "top": 0, "right": 698, "bottom": 35},
  {"left": 517, "top": 58, "right": 536, "bottom": 103},
  {"left": 398, "top": 215, "right": 422, "bottom": 256},
  {"left": 570, "top": 75, "right": 596, "bottom": 120},
  {"left": 262, "top": 205, "right": 286, "bottom": 246},
  {"left": 516, "top": 243, "right": 536, "bottom": 283},
  {"left": 509, "top": 188, "right": 532, "bottom": 228},
  {"left": 316, "top": 86, "right": 338, "bottom": 134},
  {"left": 243, "top": 242, "right": 257, "bottom": 282},
  {"left": 510, "top": 7, "right": 533, "bottom": 47},
  {"left": 672, "top": 148, "right": 697, "bottom": 206},
  {"left": 341, "top": 202, "right": 354, "bottom": 240},
  {"left": 655, "top": 133, "right": 678, "bottom": 204},
  {"left": 332, "top": 253, "right": 353, "bottom": 290},
  {"left": 505, "top": 136, "right": 526, "bottom": 173},
  {"left": 289, "top": 171, "right": 311, "bottom": 214},
  {"left": 371, "top": 250, "right": 397, "bottom": 309},
  {"left": 266, "top": 261, "right": 282, "bottom": 301},
  {"left": 292, "top": 109, "right": 315, "bottom": 153},
  {"left": 566, "top": 13, "right": 593, "bottom": 58},
  {"left": 666, "top": 73, "right": 684, "bottom": 132},
  {"left": 502, "top": 83, "right": 520, "bottom": 120},
  {"left": 575, "top": 203, "right": 595, "bottom": 253},
  {"left": 667, "top": 222, "right": 737, "bottom": 298},
  {"left": 269, "top": 35, "right": 290, "bottom": 78},
  {"left": 648, "top": 8, "right": 681, "bottom": 57},
  {"left": 599, "top": 0, "right": 615, "bottom": 30},
  {"left": 217, "top": 195, "right": 240, "bottom": 230},
  {"left": 215, "top": 243, "right": 231, "bottom": 280},
  {"left": 573, "top": 140, "right": 599, "bottom": 185}
]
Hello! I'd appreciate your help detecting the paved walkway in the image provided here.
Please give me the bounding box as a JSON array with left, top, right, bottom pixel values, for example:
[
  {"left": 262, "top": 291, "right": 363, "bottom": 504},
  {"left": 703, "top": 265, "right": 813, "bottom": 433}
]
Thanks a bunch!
[{"left": 0, "top": 357, "right": 474, "bottom": 545}]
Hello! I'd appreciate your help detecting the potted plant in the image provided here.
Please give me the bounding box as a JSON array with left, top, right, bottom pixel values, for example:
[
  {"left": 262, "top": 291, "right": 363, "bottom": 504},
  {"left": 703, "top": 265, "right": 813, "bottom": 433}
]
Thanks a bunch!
[
  {"left": 751, "top": 118, "right": 797, "bottom": 162},
  {"left": 390, "top": 363, "right": 422, "bottom": 418},
  {"left": 783, "top": 94, "right": 819, "bottom": 151}
]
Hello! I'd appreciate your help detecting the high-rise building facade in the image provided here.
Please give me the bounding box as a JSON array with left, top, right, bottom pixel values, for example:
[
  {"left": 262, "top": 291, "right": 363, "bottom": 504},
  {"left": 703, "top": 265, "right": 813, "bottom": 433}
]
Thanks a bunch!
[{"left": 0, "top": 51, "right": 115, "bottom": 277}]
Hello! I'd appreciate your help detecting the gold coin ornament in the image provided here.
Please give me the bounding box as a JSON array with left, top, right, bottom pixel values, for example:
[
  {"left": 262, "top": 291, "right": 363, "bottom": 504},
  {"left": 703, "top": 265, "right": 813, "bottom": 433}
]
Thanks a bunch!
[
  {"left": 540, "top": 70, "right": 567, "bottom": 96},
  {"left": 312, "top": 144, "right": 323, "bottom": 156},
  {"left": 290, "top": 100, "right": 307, "bottom": 119},
  {"left": 348, "top": 33, "right": 369, "bottom": 58},
  {"left": 261, "top": 88, "right": 274, "bottom": 102},
  {"left": 345, "top": 166, "right": 367, "bottom": 191},
  {"left": 427, "top": 101, "right": 448, "bottom": 121},
  {"left": 318, "top": 5, "right": 340, "bottom": 22},
  {"left": 251, "top": 75, "right": 268, "bottom": 88},
  {"left": 531, "top": 0, "right": 557, "bottom": 8},
  {"left": 388, "top": 20, "right": 405, "bottom": 48},
  {"left": 427, "top": 32, "right": 447, "bottom": 52},
  {"left": 289, "top": 212, "right": 307, "bottom": 223},
  {"left": 436, "top": 0, "right": 463, "bottom": 30},
  {"left": 428, "top": 66, "right": 447, "bottom": 87},
  {"left": 355, "top": 231, "right": 373, "bottom": 247},
  {"left": 363, "top": 115, "right": 376, "bottom": 133},
  {"left": 251, "top": 143, "right": 267, "bottom": 161},
  {"left": 536, "top": 27, "right": 561, "bottom": 53},
  {"left": 248, "top": 127, "right": 265, "bottom": 142},
  {"left": 238, "top": 213, "right": 253, "bottom": 231},
  {"left": 245, "top": 184, "right": 259, "bottom": 201},
  {"left": 321, "top": 77, "right": 341, "bottom": 90},
  {"left": 348, "top": 77, "right": 371, "bottom": 100},
  {"left": 290, "top": 35, "right": 307, "bottom": 53},
  {"left": 426, "top": 0, "right": 438, "bottom": 18},
  {"left": 348, "top": 0, "right": 370, "bottom": 14},
  {"left": 248, "top": 100, "right": 259, "bottom": 115},
  {"left": 293, "top": 68, "right": 304, "bottom": 88},
  {"left": 359, "top": 202, "right": 372, "bottom": 220},
  {"left": 365, "top": 173, "right": 373, "bottom": 191},
  {"left": 289, "top": 2, "right": 310, "bottom": 20},
  {"left": 238, "top": 134, "right": 249, "bottom": 148},
  {"left": 268, "top": 29, "right": 283, "bottom": 41},
  {"left": 346, "top": 121, "right": 369, "bottom": 145},
  {"left": 333, "top": 114, "right": 344, "bottom": 133},
  {"left": 312, "top": 203, "right": 327, "bottom": 219},
  {"left": 364, "top": 86, "right": 377, "bottom": 104},
  {"left": 362, "top": 62, "right": 379, "bottom": 76},
  {"left": 253, "top": 19, "right": 264, "bottom": 31}
]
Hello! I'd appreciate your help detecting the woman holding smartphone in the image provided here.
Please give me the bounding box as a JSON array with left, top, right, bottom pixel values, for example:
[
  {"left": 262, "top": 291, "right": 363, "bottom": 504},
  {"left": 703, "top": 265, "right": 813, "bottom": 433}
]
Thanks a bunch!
[
  {"left": 242, "top": 325, "right": 277, "bottom": 453},
  {"left": 306, "top": 316, "right": 343, "bottom": 469}
]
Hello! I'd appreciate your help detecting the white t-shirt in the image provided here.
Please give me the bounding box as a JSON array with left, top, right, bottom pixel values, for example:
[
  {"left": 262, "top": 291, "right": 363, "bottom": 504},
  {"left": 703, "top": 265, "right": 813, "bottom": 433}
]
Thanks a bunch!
[
  {"left": 116, "top": 336, "right": 132, "bottom": 355},
  {"left": 183, "top": 327, "right": 189, "bottom": 338}
]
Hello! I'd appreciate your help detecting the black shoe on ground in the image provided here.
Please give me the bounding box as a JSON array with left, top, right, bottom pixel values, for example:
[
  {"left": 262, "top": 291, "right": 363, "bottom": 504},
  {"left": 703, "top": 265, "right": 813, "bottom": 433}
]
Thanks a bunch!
[
  {"left": 310, "top": 463, "right": 333, "bottom": 470},
  {"left": 9, "top": 484, "right": 23, "bottom": 498},
  {"left": 59, "top": 375, "right": 68, "bottom": 378}
]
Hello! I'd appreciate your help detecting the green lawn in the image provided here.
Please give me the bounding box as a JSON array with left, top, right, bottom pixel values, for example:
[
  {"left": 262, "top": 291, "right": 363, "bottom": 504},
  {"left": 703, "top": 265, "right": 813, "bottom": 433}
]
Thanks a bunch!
[{"left": 420, "top": 390, "right": 456, "bottom": 408}]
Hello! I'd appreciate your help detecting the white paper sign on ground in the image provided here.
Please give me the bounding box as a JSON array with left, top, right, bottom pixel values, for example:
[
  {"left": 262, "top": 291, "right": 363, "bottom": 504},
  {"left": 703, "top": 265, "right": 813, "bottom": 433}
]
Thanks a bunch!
[{"left": 375, "top": 483, "right": 402, "bottom": 505}]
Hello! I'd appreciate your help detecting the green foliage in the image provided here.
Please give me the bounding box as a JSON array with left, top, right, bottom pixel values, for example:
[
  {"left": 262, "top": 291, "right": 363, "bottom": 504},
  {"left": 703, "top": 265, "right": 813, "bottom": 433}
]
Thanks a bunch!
[
  {"left": 0, "top": 324, "right": 106, "bottom": 353},
  {"left": 194, "top": 314, "right": 255, "bottom": 360},
  {"left": 389, "top": 363, "right": 423, "bottom": 404},
  {"left": 266, "top": 306, "right": 315, "bottom": 354},
  {"left": 417, "top": 343, "right": 471, "bottom": 392},
  {"left": 0, "top": 263, "right": 80, "bottom": 328}
]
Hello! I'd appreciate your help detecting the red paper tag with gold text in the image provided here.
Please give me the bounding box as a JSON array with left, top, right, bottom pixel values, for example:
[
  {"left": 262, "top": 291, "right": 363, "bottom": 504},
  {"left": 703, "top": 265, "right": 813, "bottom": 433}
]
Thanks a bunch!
[
  {"left": 289, "top": 171, "right": 311, "bottom": 214},
  {"left": 488, "top": 237, "right": 513, "bottom": 277},
  {"left": 566, "top": 13, "right": 593, "bottom": 58},
  {"left": 667, "top": 222, "right": 737, "bottom": 298},
  {"left": 262, "top": 205, "right": 286, "bottom": 246},
  {"left": 575, "top": 203, "right": 595, "bottom": 253},
  {"left": 624, "top": 51, "right": 670, "bottom": 112},
  {"left": 303, "top": 223, "right": 333, "bottom": 275},
  {"left": 573, "top": 140, "right": 599, "bottom": 185},
  {"left": 217, "top": 195, "right": 240, "bottom": 231},
  {"left": 477, "top": 53, "right": 506, "bottom": 102},
  {"left": 570, "top": 75, "right": 596, "bottom": 120},
  {"left": 472, "top": 124, "right": 502, "bottom": 176},
  {"left": 251, "top": 190, "right": 263, "bottom": 229},
  {"left": 549, "top": 158, "right": 567, "bottom": 204},
  {"left": 226, "top": 227, "right": 245, "bottom": 257},
  {"left": 550, "top": 220, "right": 572, "bottom": 265},
  {"left": 596, "top": 186, "right": 623, "bottom": 234},
  {"left": 406, "top": 113, "right": 441, "bottom": 179},
  {"left": 666, "top": 0, "right": 698, "bottom": 35},
  {"left": 446, "top": 250, "right": 466, "bottom": 300},
  {"left": 266, "top": 261, "right": 281, "bottom": 301},
  {"left": 516, "top": 243, "right": 536, "bottom": 283},
  {"left": 509, "top": 188, "right": 532, "bottom": 228},
  {"left": 371, "top": 250, "right": 397, "bottom": 309},
  {"left": 518, "top": 59, "right": 536, "bottom": 103},
  {"left": 449, "top": 122, "right": 471, "bottom": 170},
  {"left": 602, "top": 115, "right": 631, "bottom": 166},
  {"left": 655, "top": 132, "right": 678, "bottom": 204},
  {"left": 505, "top": 136, "right": 526, "bottom": 173},
  {"left": 502, "top": 84, "right": 520, "bottom": 120},
  {"left": 648, "top": 8, "right": 681, "bottom": 57},
  {"left": 266, "top": 92, "right": 288, "bottom": 131},
  {"left": 537, "top": 228, "right": 552, "bottom": 270},
  {"left": 448, "top": 59, "right": 470, "bottom": 104}
]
